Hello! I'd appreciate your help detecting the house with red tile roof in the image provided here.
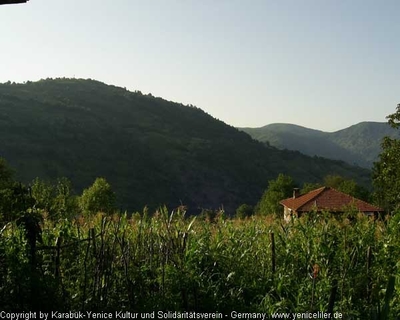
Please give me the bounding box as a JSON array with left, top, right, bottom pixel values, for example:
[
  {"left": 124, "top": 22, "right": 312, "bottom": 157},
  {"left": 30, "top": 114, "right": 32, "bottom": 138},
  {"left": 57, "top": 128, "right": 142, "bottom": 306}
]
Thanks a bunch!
[{"left": 280, "top": 187, "right": 384, "bottom": 222}]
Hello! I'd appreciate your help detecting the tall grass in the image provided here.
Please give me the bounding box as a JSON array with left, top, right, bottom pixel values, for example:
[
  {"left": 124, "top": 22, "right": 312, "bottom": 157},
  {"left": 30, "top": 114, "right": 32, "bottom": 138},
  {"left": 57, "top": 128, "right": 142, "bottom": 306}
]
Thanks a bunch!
[{"left": 0, "top": 209, "right": 399, "bottom": 318}]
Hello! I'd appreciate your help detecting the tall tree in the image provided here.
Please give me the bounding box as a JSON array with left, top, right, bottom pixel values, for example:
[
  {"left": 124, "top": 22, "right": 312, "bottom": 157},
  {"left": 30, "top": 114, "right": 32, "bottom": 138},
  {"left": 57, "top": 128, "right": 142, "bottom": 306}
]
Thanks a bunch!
[
  {"left": 373, "top": 104, "right": 400, "bottom": 212},
  {"left": 256, "top": 174, "right": 295, "bottom": 215},
  {"left": 79, "top": 177, "right": 116, "bottom": 215}
]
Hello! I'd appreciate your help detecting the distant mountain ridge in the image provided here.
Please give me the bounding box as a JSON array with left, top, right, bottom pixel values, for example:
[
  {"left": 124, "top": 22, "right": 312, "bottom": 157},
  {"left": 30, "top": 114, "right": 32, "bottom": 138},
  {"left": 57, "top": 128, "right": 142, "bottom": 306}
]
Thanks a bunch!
[
  {"left": 240, "top": 122, "right": 400, "bottom": 168},
  {"left": 0, "top": 78, "right": 371, "bottom": 213}
]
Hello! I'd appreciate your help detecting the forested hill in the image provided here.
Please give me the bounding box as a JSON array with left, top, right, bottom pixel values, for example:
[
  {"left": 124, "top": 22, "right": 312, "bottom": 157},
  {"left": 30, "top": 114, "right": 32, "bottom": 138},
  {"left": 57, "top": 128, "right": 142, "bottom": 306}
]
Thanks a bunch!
[
  {"left": 240, "top": 122, "right": 400, "bottom": 168},
  {"left": 0, "top": 78, "right": 371, "bottom": 213}
]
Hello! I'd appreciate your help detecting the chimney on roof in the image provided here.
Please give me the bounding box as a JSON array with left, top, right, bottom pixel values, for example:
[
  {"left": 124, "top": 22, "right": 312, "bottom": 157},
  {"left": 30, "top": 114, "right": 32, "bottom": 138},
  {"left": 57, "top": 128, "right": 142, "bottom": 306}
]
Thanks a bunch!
[{"left": 293, "top": 188, "right": 300, "bottom": 199}]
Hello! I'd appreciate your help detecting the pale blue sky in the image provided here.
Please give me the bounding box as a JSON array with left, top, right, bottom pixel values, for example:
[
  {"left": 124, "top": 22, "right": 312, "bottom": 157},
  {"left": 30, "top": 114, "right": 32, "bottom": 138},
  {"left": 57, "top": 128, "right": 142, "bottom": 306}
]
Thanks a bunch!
[{"left": 1, "top": 0, "right": 399, "bottom": 131}]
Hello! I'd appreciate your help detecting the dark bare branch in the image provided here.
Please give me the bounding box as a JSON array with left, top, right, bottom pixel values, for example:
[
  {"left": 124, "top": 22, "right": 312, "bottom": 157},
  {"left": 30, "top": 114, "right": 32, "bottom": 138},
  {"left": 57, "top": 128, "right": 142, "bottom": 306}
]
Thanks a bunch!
[{"left": 0, "top": 0, "right": 29, "bottom": 5}]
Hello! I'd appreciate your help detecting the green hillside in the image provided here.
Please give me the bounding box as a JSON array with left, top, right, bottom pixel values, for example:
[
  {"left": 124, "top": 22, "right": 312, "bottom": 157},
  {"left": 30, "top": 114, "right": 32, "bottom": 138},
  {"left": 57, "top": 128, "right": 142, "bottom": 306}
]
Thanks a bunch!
[
  {"left": 0, "top": 78, "right": 371, "bottom": 213},
  {"left": 240, "top": 122, "right": 400, "bottom": 168}
]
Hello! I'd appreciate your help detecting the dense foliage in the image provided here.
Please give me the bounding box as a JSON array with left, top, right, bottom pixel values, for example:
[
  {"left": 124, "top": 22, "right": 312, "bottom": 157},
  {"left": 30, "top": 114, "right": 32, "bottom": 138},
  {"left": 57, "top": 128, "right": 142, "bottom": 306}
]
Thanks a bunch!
[
  {"left": 373, "top": 104, "right": 400, "bottom": 213},
  {"left": 0, "top": 209, "right": 398, "bottom": 318},
  {"left": 256, "top": 174, "right": 295, "bottom": 215},
  {"left": 80, "top": 177, "right": 116, "bottom": 215},
  {"left": 0, "top": 78, "right": 371, "bottom": 213}
]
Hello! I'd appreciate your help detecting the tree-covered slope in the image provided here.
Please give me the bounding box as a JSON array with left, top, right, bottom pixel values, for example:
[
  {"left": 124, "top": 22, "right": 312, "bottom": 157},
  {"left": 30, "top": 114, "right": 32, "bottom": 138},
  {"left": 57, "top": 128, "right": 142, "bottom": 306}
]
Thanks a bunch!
[
  {"left": 240, "top": 122, "right": 400, "bottom": 168},
  {"left": 0, "top": 78, "right": 371, "bottom": 213},
  {"left": 329, "top": 122, "right": 400, "bottom": 167}
]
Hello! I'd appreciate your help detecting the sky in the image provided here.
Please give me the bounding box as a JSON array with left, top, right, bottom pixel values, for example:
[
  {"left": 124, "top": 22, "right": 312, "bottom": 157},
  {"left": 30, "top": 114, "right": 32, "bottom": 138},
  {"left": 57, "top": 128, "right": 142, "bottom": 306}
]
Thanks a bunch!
[{"left": 0, "top": 0, "right": 399, "bottom": 132}]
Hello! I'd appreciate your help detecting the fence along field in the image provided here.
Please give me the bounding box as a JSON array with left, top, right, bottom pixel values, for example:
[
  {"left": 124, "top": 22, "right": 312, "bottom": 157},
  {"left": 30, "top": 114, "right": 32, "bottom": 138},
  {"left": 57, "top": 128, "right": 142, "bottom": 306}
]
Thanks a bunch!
[{"left": 0, "top": 207, "right": 399, "bottom": 318}]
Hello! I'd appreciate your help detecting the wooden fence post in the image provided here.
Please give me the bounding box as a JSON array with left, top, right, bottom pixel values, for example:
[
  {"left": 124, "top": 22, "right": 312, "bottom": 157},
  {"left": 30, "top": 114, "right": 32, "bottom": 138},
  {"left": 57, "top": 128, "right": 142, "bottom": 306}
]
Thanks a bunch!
[
  {"left": 55, "top": 236, "right": 62, "bottom": 279},
  {"left": 367, "top": 246, "right": 372, "bottom": 301},
  {"left": 270, "top": 232, "right": 276, "bottom": 274}
]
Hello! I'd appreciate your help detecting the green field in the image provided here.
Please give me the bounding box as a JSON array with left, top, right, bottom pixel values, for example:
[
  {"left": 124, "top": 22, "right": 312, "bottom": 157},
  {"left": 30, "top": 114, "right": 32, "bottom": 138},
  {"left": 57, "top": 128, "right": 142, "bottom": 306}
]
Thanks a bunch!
[{"left": 0, "top": 208, "right": 398, "bottom": 318}]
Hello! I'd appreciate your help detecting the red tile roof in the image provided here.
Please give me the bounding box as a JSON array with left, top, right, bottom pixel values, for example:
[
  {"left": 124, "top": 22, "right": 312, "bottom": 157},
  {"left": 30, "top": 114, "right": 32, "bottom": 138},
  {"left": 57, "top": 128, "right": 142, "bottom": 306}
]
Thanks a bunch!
[{"left": 280, "top": 187, "right": 384, "bottom": 213}]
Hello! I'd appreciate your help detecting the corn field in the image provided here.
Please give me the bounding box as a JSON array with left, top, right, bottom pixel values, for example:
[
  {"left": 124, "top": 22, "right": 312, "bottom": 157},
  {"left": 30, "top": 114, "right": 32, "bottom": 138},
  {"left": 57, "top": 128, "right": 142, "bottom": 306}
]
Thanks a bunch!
[{"left": 0, "top": 208, "right": 399, "bottom": 318}]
